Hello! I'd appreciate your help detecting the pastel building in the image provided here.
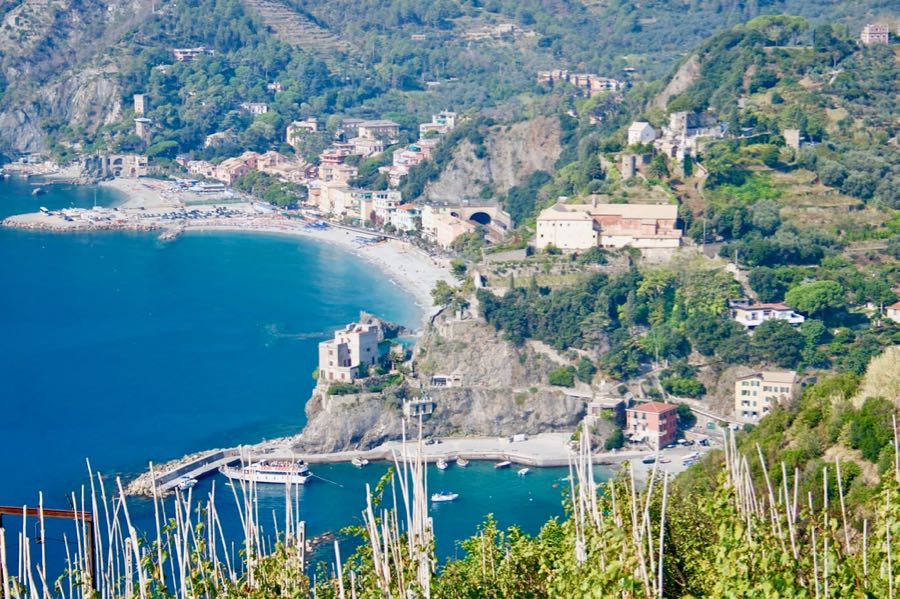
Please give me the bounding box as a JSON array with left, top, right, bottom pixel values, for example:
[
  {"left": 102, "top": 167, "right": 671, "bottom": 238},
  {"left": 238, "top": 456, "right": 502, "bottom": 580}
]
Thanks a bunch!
[
  {"left": 885, "top": 301, "right": 900, "bottom": 323},
  {"left": 626, "top": 401, "right": 679, "bottom": 449},
  {"left": 420, "top": 111, "right": 458, "bottom": 136},
  {"left": 735, "top": 371, "right": 798, "bottom": 420},
  {"left": 627, "top": 121, "right": 657, "bottom": 145},
  {"left": 860, "top": 24, "right": 889, "bottom": 45},
  {"left": 729, "top": 301, "right": 805, "bottom": 330},
  {"left": 535, "top": 201, "right": 681, "bottom": 250},
  {"left": 318, "top": 323, "right": 380, "bottom": 383}
]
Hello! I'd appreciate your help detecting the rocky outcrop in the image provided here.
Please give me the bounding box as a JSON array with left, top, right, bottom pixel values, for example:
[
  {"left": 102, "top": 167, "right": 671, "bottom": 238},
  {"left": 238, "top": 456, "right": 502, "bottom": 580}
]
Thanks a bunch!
[
  {"left": 0, "top": 0, "right": 150, "bottom": 154},
  {"left": 293, "top": 312, "right": 587, "bottom": 453},
  {"left": 424, "top": 116, "right": 562, "bottom": 200},
  {"left": 651, "top": 54, "right": 700, "bottom": 110}
]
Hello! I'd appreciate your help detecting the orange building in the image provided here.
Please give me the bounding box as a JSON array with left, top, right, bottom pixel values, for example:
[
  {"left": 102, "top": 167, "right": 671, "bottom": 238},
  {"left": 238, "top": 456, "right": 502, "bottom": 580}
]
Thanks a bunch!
[{"left": 625, "top": 401, "right": 679, "bottom": 449}]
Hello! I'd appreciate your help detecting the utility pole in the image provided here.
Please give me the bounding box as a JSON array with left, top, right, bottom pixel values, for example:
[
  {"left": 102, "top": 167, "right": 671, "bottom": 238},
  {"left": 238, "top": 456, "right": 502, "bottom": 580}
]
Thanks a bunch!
[{"left": 0, "top": 506, "right": 97, "bottom": 592}]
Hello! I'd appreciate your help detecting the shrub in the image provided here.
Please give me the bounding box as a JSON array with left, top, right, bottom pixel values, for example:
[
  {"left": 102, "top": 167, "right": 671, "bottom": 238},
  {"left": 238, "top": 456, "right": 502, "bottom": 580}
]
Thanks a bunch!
[
  {"left": 604, "top": 428, "right": 625, "bottom": 450},
  {"left": 548, "top": 366, "right": 576, "bottom": 387},
  {"left": 662, "top": 377, "right": 706, "bottom": 398},
  {"left": 328, "top": 382, "right": 360, "bottom": 395}
]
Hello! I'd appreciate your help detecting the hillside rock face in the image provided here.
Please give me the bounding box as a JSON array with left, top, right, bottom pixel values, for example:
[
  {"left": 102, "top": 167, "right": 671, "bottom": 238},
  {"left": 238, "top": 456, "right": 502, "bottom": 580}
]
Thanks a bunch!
[
  {"left": 424, "top": 116, "right": 562, "bottom": 200},
  {"left": 0, "top": 0, "right": 148, "bottom": 153},
  {"left": 293, "top": 312, "right": 587, "bottom": 453},
  {"left": 652, "top": 54, "right": 700, "bottom": 110}
]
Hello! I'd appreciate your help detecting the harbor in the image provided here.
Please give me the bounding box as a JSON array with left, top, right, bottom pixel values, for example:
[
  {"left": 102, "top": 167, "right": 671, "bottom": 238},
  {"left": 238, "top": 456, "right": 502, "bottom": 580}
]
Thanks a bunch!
[{"left": 126, "top": 432, "right": 715, "bottom": 497}]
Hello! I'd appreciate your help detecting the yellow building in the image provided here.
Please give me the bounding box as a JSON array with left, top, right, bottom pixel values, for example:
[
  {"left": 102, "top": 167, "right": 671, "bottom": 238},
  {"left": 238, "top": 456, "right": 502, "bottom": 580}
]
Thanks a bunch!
[{"left": 735, "top": 371, "right": 797, "bottom": 421}]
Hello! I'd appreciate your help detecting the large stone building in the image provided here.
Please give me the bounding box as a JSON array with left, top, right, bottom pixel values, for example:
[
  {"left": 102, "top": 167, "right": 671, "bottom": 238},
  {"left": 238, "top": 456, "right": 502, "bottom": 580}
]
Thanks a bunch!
[
  {"left": 535, "top": 201, "right": 681, "bottom": 251},
  {"left": 860, "top": 23, "right": 890, "bottom": 45},
  {"left": 626, "top": 401, "right": 679, "bottom": 449},
  {"left": 735, "top": 371, "right": 798, "bottom": 421},
  {"left": 318, "top": 322, "right": 380, "bottom": 383}
]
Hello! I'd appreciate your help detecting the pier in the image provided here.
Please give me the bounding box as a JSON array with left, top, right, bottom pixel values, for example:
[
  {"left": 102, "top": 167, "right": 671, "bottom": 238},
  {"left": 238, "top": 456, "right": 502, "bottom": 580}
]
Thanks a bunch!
[{"left": 142, "top": 449, "right": 241, "bottom": 495}]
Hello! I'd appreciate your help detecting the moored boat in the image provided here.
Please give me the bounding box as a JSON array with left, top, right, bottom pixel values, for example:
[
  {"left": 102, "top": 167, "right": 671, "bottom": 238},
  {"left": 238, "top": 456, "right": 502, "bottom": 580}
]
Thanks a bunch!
[
  {"left": 431, "top": 491, "right": 459, "bottom": 502},
  {"left": 456, "top": 457, "right": 469, "bottom": 467},
  {"left": 495, "top": 461, "right": 512, "bottom": 469},
  {"left": 176, "top": 476, "right": 197, "bottom": 491},
  {"left": 220, "top": 460, "right": 312, "bottom": 485},
  {"left": 517, "top": 468, "right": 530, "bottom": 477},
  {"left": 436, "top": 458, "right": 448, "bottom": 470},
  {"left": 351, "top": 457, "right": 369, "bottom": 468}
]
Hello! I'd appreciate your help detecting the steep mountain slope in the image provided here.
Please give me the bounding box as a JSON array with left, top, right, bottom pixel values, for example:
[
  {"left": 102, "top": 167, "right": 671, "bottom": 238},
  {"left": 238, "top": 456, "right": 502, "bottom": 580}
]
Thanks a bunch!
[{"left": 1, "top": 0, "right": 894, "bottom": 156}]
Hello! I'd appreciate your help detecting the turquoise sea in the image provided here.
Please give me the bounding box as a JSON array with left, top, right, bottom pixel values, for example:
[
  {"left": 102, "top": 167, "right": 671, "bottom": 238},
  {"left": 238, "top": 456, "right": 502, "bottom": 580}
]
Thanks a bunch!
[{"left": 0, "top": 177, "right": 571, "bottom": 570}]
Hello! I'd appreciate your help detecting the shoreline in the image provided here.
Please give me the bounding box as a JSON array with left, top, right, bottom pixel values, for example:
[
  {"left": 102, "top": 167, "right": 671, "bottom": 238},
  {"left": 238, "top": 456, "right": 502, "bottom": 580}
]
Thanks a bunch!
[
  {"left": 5, "top": 177, "right": 452, "bottom": 325},
  {"left": 126, "top": 432, "right": 713, "bottom": 496}
]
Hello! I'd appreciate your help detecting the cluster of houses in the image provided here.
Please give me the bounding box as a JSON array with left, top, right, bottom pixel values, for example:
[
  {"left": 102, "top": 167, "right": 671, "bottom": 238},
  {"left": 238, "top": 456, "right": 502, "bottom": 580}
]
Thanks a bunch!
[
  {"left": 180, "top": 150, "right": 314, "bottom": 185},
  {"left": 537, "top": 70, "right": 626, "bottom": 97},
  {"left": 627, "top": 111, "right": 726, "bottom": 163}
]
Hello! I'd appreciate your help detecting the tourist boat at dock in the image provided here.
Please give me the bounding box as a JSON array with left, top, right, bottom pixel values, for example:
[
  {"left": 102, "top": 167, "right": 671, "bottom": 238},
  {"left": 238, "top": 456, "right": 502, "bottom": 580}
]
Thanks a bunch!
[
  {"left": 436, "top": 458, "right": 448, "bottom": 470},
  {"left": 517, "top": 468, "right": 530, "bottom": 477},
  {"left": 219, "top": 460, "right": 312, "bottom": 485},
  {"left": 495, "top": 461, "right": 512, "bottom": 469},
  {"left": 431, "top": 491, "right": 459, "bottom": 502},
  {"left": 352, "top": 457, "right": 369, "bottom": 468},
  {"left": 455, "top": 457, "right": 469, "bottom": 467}
]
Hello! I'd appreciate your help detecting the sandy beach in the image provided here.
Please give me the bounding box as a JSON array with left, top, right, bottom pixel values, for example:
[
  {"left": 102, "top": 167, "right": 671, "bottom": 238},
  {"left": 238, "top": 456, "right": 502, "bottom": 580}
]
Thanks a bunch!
[{"left": 12, "top": 177, "right": 453, "bottom": 318}]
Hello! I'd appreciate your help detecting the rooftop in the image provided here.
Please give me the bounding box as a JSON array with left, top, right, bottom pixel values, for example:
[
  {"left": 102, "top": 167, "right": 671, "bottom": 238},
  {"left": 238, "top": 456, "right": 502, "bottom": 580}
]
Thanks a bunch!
[
  {"left": 628, "top": 401, "right": 678, "bottom": 414},
  {"left": 738, "top": 371, "right": 798, "bottom": 384}
]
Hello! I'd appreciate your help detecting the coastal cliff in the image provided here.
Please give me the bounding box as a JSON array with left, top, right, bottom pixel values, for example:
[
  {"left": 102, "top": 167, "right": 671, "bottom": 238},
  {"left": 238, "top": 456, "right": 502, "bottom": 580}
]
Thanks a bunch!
[{"left": 293, "top": 309, "right": 588, "bottom": 453}]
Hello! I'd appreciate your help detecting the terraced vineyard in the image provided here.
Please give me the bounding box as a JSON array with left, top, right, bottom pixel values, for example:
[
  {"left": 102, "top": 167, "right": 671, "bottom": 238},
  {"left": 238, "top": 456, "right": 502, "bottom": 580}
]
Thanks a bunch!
[{"left": 242, "top": 0, "right": 350, "bottom": 57}]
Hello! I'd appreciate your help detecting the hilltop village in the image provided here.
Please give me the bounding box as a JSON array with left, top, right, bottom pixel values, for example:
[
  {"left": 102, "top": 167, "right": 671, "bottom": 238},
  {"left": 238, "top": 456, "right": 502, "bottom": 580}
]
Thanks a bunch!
[{"left": 4, "top": 17, "right": 899, "bottom": 470}]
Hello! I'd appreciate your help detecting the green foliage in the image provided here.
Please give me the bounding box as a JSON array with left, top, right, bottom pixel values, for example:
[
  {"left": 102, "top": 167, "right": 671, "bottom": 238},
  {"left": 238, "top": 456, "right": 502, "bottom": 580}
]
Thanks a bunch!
[
  {"left": 575, "top": 357, "right": 596, "bottom": 383},
  {"left": 662, "top": 377, "right": 705, "bottom": 399},
  {"left": 603, "top": 428, "right": 625, "bottom": 450},
  {"left": 785, "top": 280, "right": 845, "bottom": 317},
  {"left": 848, "top": 396, "right": 896, "bottom": 462},
  {"left": 751, "top": 319, "right": 805, "bottom": 369},
  {"left": 548, "top": 365, "right": 576, "bottom": 387},
  {"left": 676, "top": 403, "right": 697, "bottom": 428},
  {"left": 232, "top": 170, "right": 303, "bottom": 206},
  {"left": 327, "top": 382, "right": 360, "bottom": 395}
]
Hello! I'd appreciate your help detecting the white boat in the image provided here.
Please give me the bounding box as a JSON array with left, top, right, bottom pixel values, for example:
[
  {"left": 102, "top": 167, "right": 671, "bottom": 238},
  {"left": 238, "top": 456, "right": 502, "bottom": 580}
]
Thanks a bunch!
[
  {"left": 517, "top": 468, "right": 530, "bottom": 477},
  {"left": 176, "top": 476, "right": 197, "bottom": 491},
  {"left": 220, "top": 460, "right": 312, "bottom": 485},
  {"left": 351, "top": 457, "right": 369, "bottom": 468},
  {"left": 495, "top": 461, "right": 512, "bottom": 469},
  {"left": 456, "top": 457, "right": 469, "bottom": 467},
  {"left": 682, "top": 452, "right": 700, "bottom": 462},
  {"left": 436, "top": 459, "right": 448, "bottom": 470},
  {"left": 431, "top": 491, "right": 459, "bottom": 502}
]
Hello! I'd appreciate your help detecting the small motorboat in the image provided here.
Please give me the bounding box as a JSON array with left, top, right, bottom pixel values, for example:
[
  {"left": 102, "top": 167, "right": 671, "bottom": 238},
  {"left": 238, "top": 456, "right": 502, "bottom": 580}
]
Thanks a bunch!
[
  {"left": 456, "top": 457, "right": 469, "bottom": 467},
  {"left": 351, "top": 457, "right": 369, "bottom": 468},
  {"left": 436, "top": 459, "right": 448, "bottom": 470},
  {"left": 176, "top": 476, "right": 197, "bottom": 491},
  {"left": 659, "top": 457, "right": 671, "bottom": 464},
  {"left": 495, "top": 461, "right": 512, "bottom": 469},
  {"left": 641, "top": 456, "right": 657, "bottom": 465},
  {"left": 431, "top": 491, "right": 459, "bottom": 502},
  {"left": 517, "top": 468, "right": 530, "bottom": 477}
]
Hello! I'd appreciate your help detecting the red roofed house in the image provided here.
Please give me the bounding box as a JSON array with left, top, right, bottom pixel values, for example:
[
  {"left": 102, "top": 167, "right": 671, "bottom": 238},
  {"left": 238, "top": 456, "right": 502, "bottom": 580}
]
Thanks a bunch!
[
  {"left": 625, "top": 401, "right": 679, "bottom": 449},
  {"left": 886, "top": 301, "right": 900, "bottom": 324}
]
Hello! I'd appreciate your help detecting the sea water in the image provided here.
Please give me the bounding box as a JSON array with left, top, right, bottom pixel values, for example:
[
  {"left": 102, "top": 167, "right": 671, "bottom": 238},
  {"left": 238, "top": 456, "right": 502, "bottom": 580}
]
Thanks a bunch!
[{"left": 0, "top": 177, "right": 571, "bottom": 571}]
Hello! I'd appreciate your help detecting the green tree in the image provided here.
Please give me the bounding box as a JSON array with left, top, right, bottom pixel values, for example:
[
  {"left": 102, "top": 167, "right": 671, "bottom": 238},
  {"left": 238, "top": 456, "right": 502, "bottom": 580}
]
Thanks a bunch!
[
  {"left": 548, "top": 366, "right": 576, "bottom": 387},
  {"left": 751, "top": 320, "right": 804, "bottom": 368},
  {"left": 785, "top": 280, "right": 845, "bottom": 317},
  {"left": 676, "top": 403, "right": 697, "bottom": 428},
  {"left": 576, "top": 357, "right": 596, "bottom": 383}
]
